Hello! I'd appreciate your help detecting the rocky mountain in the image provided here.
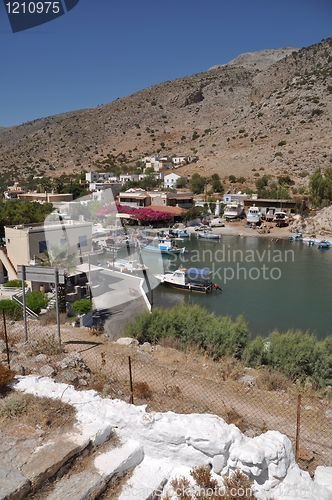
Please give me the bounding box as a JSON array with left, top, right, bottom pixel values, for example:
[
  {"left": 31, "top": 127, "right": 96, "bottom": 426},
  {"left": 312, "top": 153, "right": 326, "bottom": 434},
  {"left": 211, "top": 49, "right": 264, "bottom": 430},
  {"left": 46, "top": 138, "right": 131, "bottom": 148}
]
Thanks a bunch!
[{"left": 1, "top": 38, "right": 332, "bottom": 188}]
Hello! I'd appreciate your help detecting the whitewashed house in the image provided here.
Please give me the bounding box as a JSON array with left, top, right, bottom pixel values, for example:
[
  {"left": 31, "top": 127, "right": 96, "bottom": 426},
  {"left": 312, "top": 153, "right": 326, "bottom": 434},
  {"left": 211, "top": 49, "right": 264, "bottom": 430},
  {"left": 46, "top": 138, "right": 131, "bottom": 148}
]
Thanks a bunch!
[{"left": 163, "top": 173, "right": 187, "bottom": 189}]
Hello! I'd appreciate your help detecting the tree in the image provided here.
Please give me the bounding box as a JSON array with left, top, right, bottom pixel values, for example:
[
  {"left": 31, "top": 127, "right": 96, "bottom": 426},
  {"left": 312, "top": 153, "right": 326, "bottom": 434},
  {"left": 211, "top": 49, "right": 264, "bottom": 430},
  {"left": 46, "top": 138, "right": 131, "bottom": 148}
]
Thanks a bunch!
[
  {"left": 189, "top": 173, "right": 205, "bottom": 194},
  {"left": 210, "top": 173, "right": 223, "bottom": 193},
  {"left": 175, "top": 177, "right": 188, "bottom": 189},
  {"left": 309, "top": 167, "right": 332, "bottom": 205}
]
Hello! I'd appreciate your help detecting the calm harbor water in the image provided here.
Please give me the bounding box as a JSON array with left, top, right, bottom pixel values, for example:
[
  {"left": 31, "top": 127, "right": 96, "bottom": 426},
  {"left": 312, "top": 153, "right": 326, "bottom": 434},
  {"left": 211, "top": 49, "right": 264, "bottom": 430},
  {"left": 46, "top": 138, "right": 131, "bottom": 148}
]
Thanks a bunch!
[{"left": 140, "top": 235, "right": 332, "bottom": 339}]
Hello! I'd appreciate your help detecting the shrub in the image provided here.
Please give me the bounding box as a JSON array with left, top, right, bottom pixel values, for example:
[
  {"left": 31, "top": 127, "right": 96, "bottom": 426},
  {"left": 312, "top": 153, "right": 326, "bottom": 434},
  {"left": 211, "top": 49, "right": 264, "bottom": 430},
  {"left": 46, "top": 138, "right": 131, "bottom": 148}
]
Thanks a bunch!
[
  {"left": 242, "top": 336, "right": 267, "bottom": 367},
  {"left": 312, "top": 337, "right": 332, "bottom": 389},
  {"left": 0, "top": 394, "right": 26, "bottom": 416},
  {"left": 71, "top": 299, "right": 92, "bottom": 315},
  {"left": 25, "top": 290, "right": 49, "bottom": 314},
  {"left": 124, "top": 304, "right": 250, "bottom": 361},
  {"left": 0, "top": 363, "right": 16, "bottom": 393},
  {"left": 3, "top": 279, "right": 26, "bottom": 288},
  {"left": 312, "top": 109, "right": 323, "bottom": 116},
  {"left": 0, "top": 299, "right": 22, "bottom": 320},
  {"left": 267, "top": 330, "right": 316, "bottom": 382}
]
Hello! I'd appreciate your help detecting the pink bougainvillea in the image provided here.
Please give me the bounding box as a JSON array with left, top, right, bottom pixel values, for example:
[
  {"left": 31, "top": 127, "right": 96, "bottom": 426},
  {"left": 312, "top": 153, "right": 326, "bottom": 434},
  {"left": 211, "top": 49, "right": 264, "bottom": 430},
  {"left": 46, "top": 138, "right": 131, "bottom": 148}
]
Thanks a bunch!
[{"left": 95, "top": 203, "right": 173, "bottom": 223}]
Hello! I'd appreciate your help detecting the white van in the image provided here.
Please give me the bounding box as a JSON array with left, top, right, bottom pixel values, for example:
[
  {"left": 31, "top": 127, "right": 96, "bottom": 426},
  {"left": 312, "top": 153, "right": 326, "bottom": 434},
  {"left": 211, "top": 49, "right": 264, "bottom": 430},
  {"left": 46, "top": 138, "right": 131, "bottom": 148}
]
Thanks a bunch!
[{"left": 210, "top": 218, "right": 225, "bottom": 228}]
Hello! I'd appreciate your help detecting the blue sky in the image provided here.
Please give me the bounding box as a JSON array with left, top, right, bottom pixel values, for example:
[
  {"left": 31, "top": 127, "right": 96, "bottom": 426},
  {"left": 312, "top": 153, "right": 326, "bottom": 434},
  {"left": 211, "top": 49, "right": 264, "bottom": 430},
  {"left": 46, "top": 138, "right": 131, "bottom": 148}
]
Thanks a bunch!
[{"left": 0, "top": 0, "right": 331, "bottom": 127}]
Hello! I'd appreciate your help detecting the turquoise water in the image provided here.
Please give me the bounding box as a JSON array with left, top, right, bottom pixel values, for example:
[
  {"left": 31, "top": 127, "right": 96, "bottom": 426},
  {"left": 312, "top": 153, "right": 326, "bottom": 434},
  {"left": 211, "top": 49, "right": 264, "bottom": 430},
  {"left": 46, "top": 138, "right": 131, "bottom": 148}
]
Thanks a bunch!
[{"left": 141, "top": 235, "right": 332, "bottom": 339}]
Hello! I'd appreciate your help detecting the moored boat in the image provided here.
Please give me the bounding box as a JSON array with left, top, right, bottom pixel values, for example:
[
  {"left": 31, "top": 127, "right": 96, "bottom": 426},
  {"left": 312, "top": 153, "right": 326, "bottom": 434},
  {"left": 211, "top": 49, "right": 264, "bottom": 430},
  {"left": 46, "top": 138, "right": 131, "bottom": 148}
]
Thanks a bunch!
[
  {"left": 170, "top": 228, "right": 191, "bottom": 238},
  {"left": 140, "top": 237, "right": 185, "bottom": 254},
  {"left": 318, "top": 240, "right": 331, "bottom": 249},
  {"left": 288, "top": 232, "right": 302, "bottom": 241},
  {"left": 196, "top": 231, "right": 220, "bottom": 240},
  {"left": 155, "top": 267, "right": 220, "bottom": 293}
]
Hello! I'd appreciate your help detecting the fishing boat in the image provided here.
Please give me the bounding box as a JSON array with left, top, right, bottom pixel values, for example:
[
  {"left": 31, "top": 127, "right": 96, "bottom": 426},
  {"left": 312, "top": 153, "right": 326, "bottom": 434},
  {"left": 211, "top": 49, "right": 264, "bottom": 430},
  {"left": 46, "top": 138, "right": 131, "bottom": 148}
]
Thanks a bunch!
[
  {"left": 140, "top": 237, "right": 186, "bottom": 254},
  {"left": 155, "top": 267, "right": 220, "bottom": 293},
  {"left": 196, "top": 231, "right": 220, "bottom": 240},
  {"left": 246, "top": 205, "right": 262, "bottom": 225},
  {"left": 223, "top": 202, "right": 244, "bottom": 220}
]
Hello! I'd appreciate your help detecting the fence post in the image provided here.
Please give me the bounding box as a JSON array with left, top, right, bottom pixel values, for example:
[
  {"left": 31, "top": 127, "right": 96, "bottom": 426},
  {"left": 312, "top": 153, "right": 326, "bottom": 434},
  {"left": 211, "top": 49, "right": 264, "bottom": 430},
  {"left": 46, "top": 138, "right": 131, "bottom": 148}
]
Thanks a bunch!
[
  {"left": 295, "top": 393, "right": 301, "bottom": 460},
  {"left": 128, "top": 356, "right": 134, "bottom": 404},
  {"left": 21, "top": 265, "right": 28, "bottom": 341},
  {"left": 54, "top": 268, "right": 61, "bottom": 349},
  {"left": 2, "top": 310, "right": 10, "bottom": 368}
]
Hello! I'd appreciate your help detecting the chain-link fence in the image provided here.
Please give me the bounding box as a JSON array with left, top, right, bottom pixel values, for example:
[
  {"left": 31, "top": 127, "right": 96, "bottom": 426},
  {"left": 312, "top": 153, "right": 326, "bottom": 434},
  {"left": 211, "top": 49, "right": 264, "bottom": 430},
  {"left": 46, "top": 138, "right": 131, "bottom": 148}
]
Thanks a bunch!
[{"left": 1, "top": 316, "right": 332, "bottom": 476}]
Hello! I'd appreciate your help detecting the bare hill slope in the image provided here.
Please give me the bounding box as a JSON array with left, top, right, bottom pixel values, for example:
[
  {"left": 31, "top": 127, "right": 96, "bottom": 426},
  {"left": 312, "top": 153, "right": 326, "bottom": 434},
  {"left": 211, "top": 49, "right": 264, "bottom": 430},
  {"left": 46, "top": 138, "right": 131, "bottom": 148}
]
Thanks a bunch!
[{"left": 1, "top": 39, "right": 332, "bottom": 185}]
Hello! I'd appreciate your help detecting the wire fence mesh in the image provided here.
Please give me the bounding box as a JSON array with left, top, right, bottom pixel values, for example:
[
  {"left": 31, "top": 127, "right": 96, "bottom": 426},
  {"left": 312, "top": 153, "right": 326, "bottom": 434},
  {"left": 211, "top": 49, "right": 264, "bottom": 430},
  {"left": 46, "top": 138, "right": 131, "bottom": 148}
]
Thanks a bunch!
[{"left": 1, "top": 316, "right": 332, "bottom": 476}]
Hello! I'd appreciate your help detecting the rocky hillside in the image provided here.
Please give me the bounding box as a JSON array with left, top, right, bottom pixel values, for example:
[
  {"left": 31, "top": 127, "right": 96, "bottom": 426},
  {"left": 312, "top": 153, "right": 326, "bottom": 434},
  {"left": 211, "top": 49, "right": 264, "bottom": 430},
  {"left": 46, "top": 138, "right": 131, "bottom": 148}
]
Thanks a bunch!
[{"left": 1, "top": 38, "right": 332, "bottom": 187}]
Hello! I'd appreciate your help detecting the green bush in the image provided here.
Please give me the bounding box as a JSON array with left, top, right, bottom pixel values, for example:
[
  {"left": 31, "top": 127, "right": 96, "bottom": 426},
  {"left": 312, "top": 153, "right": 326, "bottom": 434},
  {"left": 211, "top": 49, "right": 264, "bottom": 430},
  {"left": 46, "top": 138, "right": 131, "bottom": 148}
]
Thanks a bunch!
[
  {"left": 71, "top": 299, "right": 92, "bottom": 315},
  {"left": 242, "top": 336, "right": 268, "bottom": 367},
  {"left": 3, "top": 279, "right": 26, "bottom": 288},
  {"left": 267, "top": 330, "right": 316, "bottom": 381},
  {"left": 0, "top": 299, "right": 22, "bottom": 320},
  {"left": 25, "top": 291, "right": 49, "bottom": 314},
  {"left": 312, "top": 337, "right": 332, "bottom": 389},
  {"left": 124, "top": 304, "right": 250, "bottom": 360}
]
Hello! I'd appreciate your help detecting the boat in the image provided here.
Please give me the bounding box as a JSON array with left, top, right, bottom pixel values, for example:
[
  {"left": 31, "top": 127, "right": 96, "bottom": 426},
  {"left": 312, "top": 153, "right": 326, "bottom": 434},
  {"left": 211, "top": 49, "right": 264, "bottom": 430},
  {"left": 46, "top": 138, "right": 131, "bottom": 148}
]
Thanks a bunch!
[
  {"left": 170, "top": 228, "right": 191, "bottom": 238},
  {"left": 318, "top": 240, "right": 331, "bottom": 249},
  {"left": 155, "top": 267, "right": 219, "bottom": 293},
  {"left": 246, "top": 205, "right": 262, "bottom": 225},
  {"left": 303, "top": 237, "right": 317, "bottom": 246},
  {"left": 107, "top": 258, "right": 148, "bottom": 274},
  {"left": 265, "top": 207, "right": 277, "bottom": 222},
  {"left": 288, "top": 232, "right": 302, "bottom": 241},
  {"left": 273, "top": 211, "right": 289, "bottom": 226},
  {"left": 196, "top": 230, "right": 220, "bottom": 239},
  {"left": 223, "top": 202, "right": 244, "bottom": 220},
  {"left": 140, "top": 237, "right": 186, "bottom": 254}
]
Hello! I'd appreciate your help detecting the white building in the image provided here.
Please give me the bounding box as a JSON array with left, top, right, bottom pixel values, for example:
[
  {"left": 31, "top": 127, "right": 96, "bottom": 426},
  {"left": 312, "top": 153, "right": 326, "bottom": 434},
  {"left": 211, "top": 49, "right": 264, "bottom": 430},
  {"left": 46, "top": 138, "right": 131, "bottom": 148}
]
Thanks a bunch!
[
  {"left": 86, "top": 172, "right": 117, "bottom": 183},
  {"left": 163, "top": 173, "right": 187, "bottom": 189},
  {"left": 119, "top": 174, "right": 140, "bottom": 184},
  {"left": 144, "top": 157, "right": 171, "bottom": 172}
]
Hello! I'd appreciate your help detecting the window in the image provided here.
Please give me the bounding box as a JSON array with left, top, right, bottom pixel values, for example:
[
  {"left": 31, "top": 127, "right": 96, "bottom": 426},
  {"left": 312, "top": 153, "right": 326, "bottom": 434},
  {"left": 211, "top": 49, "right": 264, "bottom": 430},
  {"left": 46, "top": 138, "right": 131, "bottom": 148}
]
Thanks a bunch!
[{"left": 39, "top": 241, "right": 48, "bottom": 253}]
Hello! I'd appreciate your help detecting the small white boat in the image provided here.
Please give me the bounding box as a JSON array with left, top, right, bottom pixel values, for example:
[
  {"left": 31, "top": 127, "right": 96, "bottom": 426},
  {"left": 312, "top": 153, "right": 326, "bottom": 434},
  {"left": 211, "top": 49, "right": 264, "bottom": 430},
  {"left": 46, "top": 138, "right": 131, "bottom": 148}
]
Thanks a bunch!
[
  {"left": 140, "top": 237, "right": 185, "bottom": 254},
  {"left": 196, "top": 231, "right": 220, "bottom": 239},
  {"left": 155, "top": 267, "right": 219, "bottom": 293},
  {"left": 224, "top": 202, "right": 243, "bottom": 220},
  {"left": 246, "top": 205, "right": 262, "bottom": 224}
]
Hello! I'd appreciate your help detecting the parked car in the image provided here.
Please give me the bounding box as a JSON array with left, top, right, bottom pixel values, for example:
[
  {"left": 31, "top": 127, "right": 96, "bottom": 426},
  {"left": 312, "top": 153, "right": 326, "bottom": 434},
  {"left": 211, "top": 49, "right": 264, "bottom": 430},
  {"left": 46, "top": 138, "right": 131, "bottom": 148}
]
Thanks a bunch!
[{"left": 210, "top": 218, "right": 225, "bottom": 227}]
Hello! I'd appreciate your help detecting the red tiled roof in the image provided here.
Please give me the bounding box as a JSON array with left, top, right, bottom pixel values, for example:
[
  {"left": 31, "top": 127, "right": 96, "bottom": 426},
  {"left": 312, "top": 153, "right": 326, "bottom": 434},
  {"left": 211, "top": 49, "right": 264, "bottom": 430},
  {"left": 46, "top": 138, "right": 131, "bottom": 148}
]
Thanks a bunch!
[{"left": 147, "top": 205, "right": 185, "bottom": 215}]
